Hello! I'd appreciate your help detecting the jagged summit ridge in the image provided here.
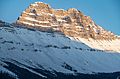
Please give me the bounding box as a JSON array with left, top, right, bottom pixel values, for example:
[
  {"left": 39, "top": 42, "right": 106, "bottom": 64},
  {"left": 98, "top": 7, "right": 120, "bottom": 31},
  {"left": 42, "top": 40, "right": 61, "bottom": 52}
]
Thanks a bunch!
[
  {"left": 16, "top": 2, "right": 120, "bottom": 52},
  {"left": 17, "top": 2, "right": 117, "bottom": 39}
]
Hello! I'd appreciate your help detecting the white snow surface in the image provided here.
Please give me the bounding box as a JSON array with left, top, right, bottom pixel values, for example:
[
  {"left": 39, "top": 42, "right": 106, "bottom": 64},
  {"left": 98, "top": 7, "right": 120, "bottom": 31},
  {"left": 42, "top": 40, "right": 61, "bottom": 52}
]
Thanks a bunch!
[
  {"left": 0, "top": 26, "right": 120, "bottom": 75},
  {"left": 73, "top": 37, "right": 120, "bottom": 52}
]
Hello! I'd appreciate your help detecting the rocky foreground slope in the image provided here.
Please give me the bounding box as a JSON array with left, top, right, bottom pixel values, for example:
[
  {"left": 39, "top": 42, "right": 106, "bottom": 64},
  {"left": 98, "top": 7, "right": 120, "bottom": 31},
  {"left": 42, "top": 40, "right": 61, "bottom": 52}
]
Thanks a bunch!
[{"left": 16, "top": 2, "right": 120, "bottom": 52}]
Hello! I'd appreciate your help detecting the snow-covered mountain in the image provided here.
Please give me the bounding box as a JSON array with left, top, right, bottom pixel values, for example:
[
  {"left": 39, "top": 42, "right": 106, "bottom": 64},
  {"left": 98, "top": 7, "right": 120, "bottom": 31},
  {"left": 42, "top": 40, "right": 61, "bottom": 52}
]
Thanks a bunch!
[
  {"left": 0, "top": 2, "right": 120, "bottom": 79},
  {"left": 16, "top": 2, "right": 120, "bottom": 52},
  {"left": 0, "top": 20, "right": 120, "bottom": 79}
]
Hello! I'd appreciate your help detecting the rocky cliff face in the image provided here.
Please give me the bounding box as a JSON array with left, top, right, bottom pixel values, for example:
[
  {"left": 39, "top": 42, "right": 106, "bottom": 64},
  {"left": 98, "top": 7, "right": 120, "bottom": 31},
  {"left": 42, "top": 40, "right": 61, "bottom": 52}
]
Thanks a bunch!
[{"left": 16, "top": 2, "right": 120, "bottom": 52}]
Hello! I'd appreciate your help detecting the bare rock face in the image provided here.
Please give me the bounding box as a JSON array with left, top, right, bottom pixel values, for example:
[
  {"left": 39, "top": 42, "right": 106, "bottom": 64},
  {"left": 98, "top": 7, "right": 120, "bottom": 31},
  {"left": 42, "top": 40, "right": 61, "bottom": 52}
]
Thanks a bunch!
[{"left": 17, "top": 2, "right": 118, "bottom": 40}]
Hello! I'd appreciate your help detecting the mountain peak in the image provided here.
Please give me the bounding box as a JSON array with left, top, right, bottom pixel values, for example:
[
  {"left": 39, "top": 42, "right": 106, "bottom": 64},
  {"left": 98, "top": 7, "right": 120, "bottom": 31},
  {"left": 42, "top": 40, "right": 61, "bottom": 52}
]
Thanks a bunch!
[{"left": 16, "top": 2, "right": 120, "bottom": 52}]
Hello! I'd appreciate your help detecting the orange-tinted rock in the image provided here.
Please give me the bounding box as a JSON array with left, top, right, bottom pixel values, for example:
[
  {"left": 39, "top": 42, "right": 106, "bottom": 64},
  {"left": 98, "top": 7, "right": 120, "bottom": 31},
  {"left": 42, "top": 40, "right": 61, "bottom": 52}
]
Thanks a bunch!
[{"left": 16, "top": 2, "right": 118, "bottom": 40}]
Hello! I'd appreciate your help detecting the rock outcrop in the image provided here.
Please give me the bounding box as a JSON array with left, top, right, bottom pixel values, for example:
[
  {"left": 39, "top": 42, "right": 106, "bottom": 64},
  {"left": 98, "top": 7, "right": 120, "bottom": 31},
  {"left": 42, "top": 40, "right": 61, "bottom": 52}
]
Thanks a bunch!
[{"left": 16, "top": 2, "right": 120, "bottom": 52}]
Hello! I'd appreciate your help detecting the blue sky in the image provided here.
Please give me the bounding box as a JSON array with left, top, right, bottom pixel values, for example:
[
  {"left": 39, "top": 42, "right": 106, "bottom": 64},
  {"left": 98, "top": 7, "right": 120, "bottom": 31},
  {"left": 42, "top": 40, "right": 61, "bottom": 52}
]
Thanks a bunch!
[{"left": 0, "top": 0, "right": 120, "bottom": 35}]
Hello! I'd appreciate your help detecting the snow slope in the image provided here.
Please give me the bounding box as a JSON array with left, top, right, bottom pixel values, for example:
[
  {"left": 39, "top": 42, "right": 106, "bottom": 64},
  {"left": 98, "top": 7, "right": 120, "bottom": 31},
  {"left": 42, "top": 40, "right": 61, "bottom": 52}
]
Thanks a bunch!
[
  {"left": 0, "top": 24, "right": 120, "bottom": 78},
  {"left": 72, "top": 37, "right": 120, "bottom": 52}
]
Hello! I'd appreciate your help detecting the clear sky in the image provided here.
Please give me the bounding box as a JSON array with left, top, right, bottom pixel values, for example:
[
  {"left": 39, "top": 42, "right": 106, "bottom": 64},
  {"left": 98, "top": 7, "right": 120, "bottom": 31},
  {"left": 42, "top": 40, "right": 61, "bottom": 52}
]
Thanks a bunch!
[{"left": 0, "top": 0, "right": 120, "bottom": 35}]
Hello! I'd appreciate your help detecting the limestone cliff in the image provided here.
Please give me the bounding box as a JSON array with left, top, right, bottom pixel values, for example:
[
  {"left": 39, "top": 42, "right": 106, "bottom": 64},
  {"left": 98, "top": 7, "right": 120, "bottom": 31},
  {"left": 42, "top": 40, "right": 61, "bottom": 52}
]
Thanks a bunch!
[{"left": 16, "top": 2, "right": 120, "bottom": 52}]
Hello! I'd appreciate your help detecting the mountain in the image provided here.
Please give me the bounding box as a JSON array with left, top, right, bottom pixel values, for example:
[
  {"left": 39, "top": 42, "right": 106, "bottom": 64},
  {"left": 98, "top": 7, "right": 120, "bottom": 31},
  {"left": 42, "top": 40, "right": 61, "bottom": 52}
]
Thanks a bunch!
[
  {"left": 16, "top": 2, "right": 120, "bottom": 52},
  {"left": 0, "top": 2, "right": 120, "bottom": 79}
]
